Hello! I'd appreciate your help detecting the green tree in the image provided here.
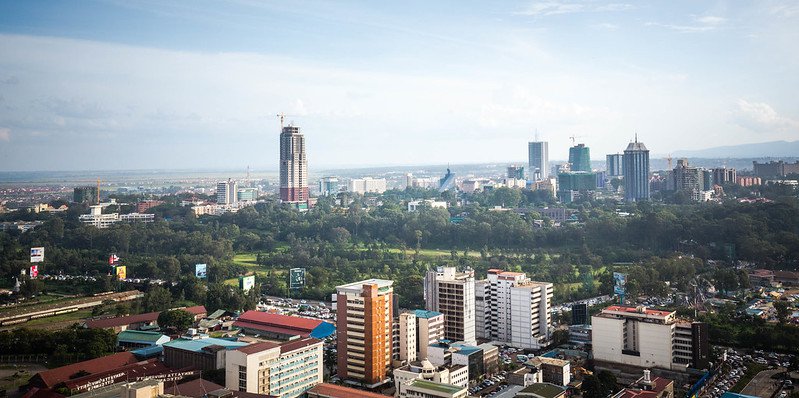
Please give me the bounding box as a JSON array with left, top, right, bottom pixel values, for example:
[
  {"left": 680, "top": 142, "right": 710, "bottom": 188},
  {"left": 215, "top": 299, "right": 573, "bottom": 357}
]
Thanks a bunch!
[
  {"left": 144, "top": 286, "right": 173, "bottom": 312},
  {"left": 157, "top": 309, "right": 195, "bottom": 331},
  {"left": 774, "top": 301, "right": 791, "bottom": 323}
]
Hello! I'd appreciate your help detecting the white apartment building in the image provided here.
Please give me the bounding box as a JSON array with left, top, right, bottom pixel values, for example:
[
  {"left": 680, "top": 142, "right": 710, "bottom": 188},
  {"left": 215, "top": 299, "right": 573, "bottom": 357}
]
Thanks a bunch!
[
  {"left": 393, "top": 359, "right": 469, "bottom": 395},
  {"left": 225, "top": 337, "right": 324, "bottom": 398},
  {"left": 407, "top": 200, "right": 448, "bottom": 212},
  {"left": 591, "top": 305, "right": 709, "bottom": 371},
  {"left": 348, "top": 177, "right": 387, "bottom": 194},
  {"left": 424, "top": 267, "right": 476, "bottom": 345},
  {"left": 79, "top": 205, "right": 154, "bottom": 229},
  {"left": 217, "top": 179, "right": 239, "bottom": 205},
  {"left": 399, "top": 312, "right": 417, "bottom": 363},
  {"left": 474, "top": 280, "right": 488, "bottom": 340},
  {"left": 482, "top": 270, "right": 553, "bottom": 349},
  {"left": 414, "top": 310, "right": 445, "bottom": 360}
]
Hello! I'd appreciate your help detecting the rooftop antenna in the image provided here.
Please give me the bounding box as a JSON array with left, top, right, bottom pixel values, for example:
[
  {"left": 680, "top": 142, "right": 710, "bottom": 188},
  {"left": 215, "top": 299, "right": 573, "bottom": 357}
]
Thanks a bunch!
[
  {"left": 635, "top": 132, "right": 638, "bottom": 143},
  {"left": 534, "top": 129, "right": 540, "bottom": 142}
]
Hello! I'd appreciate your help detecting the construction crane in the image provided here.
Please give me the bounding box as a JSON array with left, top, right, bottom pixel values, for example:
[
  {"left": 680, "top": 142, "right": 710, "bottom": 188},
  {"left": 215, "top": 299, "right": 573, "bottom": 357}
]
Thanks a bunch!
[
  {"left": 569, "top": 134, "right": 584, "bottom": 145},
  {"left": 276, "top": 112, "right": 300, "bottom": 129},
  {"left": 96, "top": 178, "right": 101, "bottom": 204},
  {"left": 664, "top": 154, "right": 673, "bottom": 170}
]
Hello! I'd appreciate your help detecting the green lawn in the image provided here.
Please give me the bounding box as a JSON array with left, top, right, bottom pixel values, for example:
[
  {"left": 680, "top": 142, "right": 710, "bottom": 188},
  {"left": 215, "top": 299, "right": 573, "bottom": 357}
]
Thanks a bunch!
[
  {"left": 233, "top": 253, "right": 260, "bottom": 268},
  {"left": 22, "top": 309, "right": 93, "bottom": 327}
]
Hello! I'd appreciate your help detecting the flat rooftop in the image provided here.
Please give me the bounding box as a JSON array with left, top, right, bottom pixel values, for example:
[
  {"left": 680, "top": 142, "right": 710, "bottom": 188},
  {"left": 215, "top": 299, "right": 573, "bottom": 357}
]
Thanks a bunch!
[
  {"left": 163, "top": 337, "right": 248, "bottom": 353},
  {"left": 335, "top": 279, "right": 393, "bottom": 292},
  {"left": 601, "top": 305, "right": 674, "bottom": 318},
  {"left": 410, "top": 379, "right": 464, "bottom": 394}
]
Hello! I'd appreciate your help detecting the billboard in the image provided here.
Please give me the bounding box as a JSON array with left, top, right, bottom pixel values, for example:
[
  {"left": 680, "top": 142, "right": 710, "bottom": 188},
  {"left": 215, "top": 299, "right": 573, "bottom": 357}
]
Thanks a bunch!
[
  {"left": 195, "top": 264, "right": 207, "bottom": 279},
  {"left": 109, "top": 254, "right": 120, "bottom": 267},
  {"left": 613, "top": 272, "right": 627, "bottom": 286},
  {"left": 115, "top": 266, "right": 127, "bottom": 280},
  {"left": 29, "top": 265, "right": 39, "bottom": 278},
  {"left": 289, "top": 268, "right": 306, "bottom": 289},
  {"left": 30, "top": 247, "right": 44, "bottom": 263},
  {"left": 239, "top": 275, "right": 255, "bottom": 292}
]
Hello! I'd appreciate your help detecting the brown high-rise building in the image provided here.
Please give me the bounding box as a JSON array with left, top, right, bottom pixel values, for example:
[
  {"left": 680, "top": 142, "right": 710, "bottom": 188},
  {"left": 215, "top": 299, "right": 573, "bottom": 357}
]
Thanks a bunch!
[
  {"left": 279, "top": 125, "right": 308, "bottom": 202},
  {"left": 335, "top": 279, "right": 394, "bottom": 388}
]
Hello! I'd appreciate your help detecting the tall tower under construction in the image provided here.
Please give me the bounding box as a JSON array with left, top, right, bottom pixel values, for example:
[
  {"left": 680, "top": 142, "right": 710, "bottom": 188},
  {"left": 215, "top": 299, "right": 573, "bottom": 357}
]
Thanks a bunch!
[{"left": 279, "top": 125, "right": 308, "bottom": 202}]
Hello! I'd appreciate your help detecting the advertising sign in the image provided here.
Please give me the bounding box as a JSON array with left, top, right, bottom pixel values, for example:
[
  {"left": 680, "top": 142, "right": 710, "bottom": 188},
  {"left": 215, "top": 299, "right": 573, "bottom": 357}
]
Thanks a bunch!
[
  {"left": 109, "top": 254, "right": 120, "bottom": 267},
  {"left": 195, "top": 264, "right": 207, "bottom": 279},
  {"left": 115, "top": 266, "right": 127, "bottom": 280},
  {"left": 613, "top": 272, "right": 627, "bottom": 286},
  {"left": 289, "top": 268, "right": 306, "bottom": 289},
  {"left": 29, "top": 265, "right": 39, "bottom": 278},
  {"left": 239, "top": 275, "right": 255, "bottom": 292},
  {"left": 614, "top": 285, "right": 625, "bottom": 295},
  {"left": 30, "top": 247, "right": 44, "bottom": 263}
]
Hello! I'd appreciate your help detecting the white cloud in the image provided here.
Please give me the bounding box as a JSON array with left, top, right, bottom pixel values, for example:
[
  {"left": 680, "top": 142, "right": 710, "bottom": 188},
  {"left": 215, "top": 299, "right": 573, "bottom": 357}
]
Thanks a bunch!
[
  {"left": 646, "top": 14, "right": 727, "bottom": 33},
  {"left": 516, "top": 1, "right": 632, "bottom": 17},
  {"left": 0, "top": 128, "right": 10, "bottom": 141},
  {"left": 591, "top": 23, "right": 620, "bottom": 31},
  {"left": 733, "top": 99, "right": 799, "bottom": 133}
]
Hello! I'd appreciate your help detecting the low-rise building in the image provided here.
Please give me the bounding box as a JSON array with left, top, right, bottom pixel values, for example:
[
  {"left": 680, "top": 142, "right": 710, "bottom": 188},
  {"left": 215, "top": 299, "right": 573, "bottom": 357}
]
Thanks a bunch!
[
  {"left": 407, "top": 200, "right": 448, "bottom": 212},
  {"left": 225, "top": 338, "right": 323, "bottom": 398},
  {"left": 116, "top": 330, "right": 170, "bottom": 349},
  {"left": 85, "top": 305, "right": 207, "bottom": 332},
  {"left": 393, "top": 359, "right": 469, "bottom": 393},
  {"left": 611, "top": 370, "right": 674, "bottom": 398},
  {"left": 233, "top": 311, "right": 335, "bottom": 341},
  {"left": 163, "top": 337, "right": 249, "bottom": 371},
  {"left": 306, "top": 383, "right": 386, "bottom": 398},
  {"left": 516, "top": 383, "right": 567, "bottom": 398},
  {"left": 414, "top": 309, "right": 445, "bottom": 360},
  {"left": 428, "top": 342, "right": 484, "bottom": 382},
  {"left": 527, "top": 357, "right": 570, "bottom": 386}
]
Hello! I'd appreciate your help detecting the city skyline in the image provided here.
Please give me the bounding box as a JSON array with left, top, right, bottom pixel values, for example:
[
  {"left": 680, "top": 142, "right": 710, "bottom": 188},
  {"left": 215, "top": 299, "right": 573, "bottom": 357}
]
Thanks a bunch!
[{"left": 0, "top": 1, "right": 798, "bottom": 172}]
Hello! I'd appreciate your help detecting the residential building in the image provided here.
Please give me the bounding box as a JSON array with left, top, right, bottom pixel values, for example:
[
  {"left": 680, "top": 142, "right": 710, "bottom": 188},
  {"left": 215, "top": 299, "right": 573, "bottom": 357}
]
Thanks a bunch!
[
  {"left": 79, "top": 205, "right": 155, "bottom": 229},
  {"left": 673, "top": 159, "right": 703, "bottom": 196},
  {"left": 528, "top": 141, "right": 549, "bottom": 180},
  {"left": 136, "top": 200, "right": 163, "bottom": 213},
  {"left": 623, "top": 137, "right": 650, "bottom": 202},
  {"left": 217, "top": 179, "right": 239, "bottom": 205},
  {"left": 474, "top": 280, "right": 487, "bottom": 340},
  {"left": 393, "top": 359, "right": 469, "bottom": 393},
  {"left": 712, "top": 168, "right": 737, "bottom": 186},
  {"left": 526, "top": 357, "right": 571, "bottom": 386},
  {"left": 753, "top": 160, "right": 799, "bottom": 178},
  {"left": 736, "top": 176, "right": 761, "bottom": 186},
  {"left": 31, "top": 203, "right": 69, "bottom": 213},
  {"left": 424, "top": 267, "right": 476, "bottom": 345},
  {"left": 279, "top": 125, "right": 309, "bottom": 202},
  {"left": 335, "top": 279, "right": 394, "bottom": 387},
  {"left": 482, "top": 270, "right": 553, "bottom": 349},
  {"left": 73, "top": 186, "right": 98, "bottom": 204},
  {"left": 568, "top": 144, "right": 591, "bottom": 172},
  {"left": 348, "top": 177, "right": 387, "bottom": 194},
  {"left": 592, "top": 305, "right": 709, "bottom": 371},
  {"left": 399, "top": 312, "right": 417, "bottom": 363},
  {"left": 163, "top": 337, "right": 248, "bottom": 371},
  {"left": 225, "top": 338, "right": 323, "bottom": 398},
  {"left": 408, "top": 200, "right": 448, "bottom": 212},
  {"left": 237, "top": 188, "right": 259, "bottom": 202},
  {"left": 233, "top": 311, "right": 335, "bottom": 341},
  {"left": 414, "top": 310, "right": 445, "bottom": 360},
  {"left": 508, "top": 165, "right": 525, "bottom": 180},
  {"left": 397, "top": 379, "right": 468, "bottom": 398},
  {"left": 607, "top": 153, "right": 623, "bottom": 177},
  {"left": 318, "top": 177, "right": 340, "bottom": 196}
]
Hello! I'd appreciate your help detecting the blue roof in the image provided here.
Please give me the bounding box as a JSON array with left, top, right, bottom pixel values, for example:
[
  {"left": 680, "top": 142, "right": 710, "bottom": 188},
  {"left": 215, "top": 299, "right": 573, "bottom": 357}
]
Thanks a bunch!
[
  {"left": 721, "top": 393, "right": 760, "bottom": 398},
  {"left": 414, "top": 309, "right": 443, "bottom": 319},
  {"left": 452, "top": 344, "right": 481, "bottom": 355},
  {"left": 163, "top": 337, "right": 248, "bottom": 353},
  {"left": 310, "top": 322, "right": 336, "bottom": 339},
  {"left": 131, "top": 345, "right": 163, "bottom": 359}
]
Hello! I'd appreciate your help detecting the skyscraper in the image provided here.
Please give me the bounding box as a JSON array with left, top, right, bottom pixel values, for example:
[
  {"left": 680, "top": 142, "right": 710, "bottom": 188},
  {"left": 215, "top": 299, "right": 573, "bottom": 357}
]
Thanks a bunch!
[
  {"left": 623, "top": 137, "right": 650, "bottom": 202},
  {"left": 279, "top": 125, "right": 308, "bottom": 202},
  {"left": 528, "top": 141, "right": 549, "bottom": 181},
  {"left": 568, "top": 144, "right": 591, "bottom": 172},
  {"left": 216, "top": 179, "right": 238, "bottom": 205},
  {"left": 424, "top": 267, "right": 476, "bottom": 345},
  {"left": 480, "top": 270, "right": 553, "bottom": 349},
  {"left": 336, "top": 279, "right": 394, "bottom": 387},
  {"left": 606, "top": 153, "right": 623, "bottom": 177}
]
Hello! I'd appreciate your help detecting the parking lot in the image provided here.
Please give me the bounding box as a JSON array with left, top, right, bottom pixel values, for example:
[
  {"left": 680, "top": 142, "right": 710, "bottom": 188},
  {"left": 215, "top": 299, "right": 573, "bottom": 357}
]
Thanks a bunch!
[
  {"left": 468, "top": 371, "right": 509, "bottom": 397},
  {"left": 701, "top": 349, "right": 795, "bottom": 398}
]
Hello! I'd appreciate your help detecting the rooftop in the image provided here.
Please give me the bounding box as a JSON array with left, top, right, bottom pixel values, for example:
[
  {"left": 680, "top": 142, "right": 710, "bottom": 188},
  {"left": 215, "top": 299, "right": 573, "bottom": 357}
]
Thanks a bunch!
[
  {"left": 335, "top": 279, "right": 393, "bottom": 291},
  {"left": 85, "top": 305, "right": 206, "bottom": 329},
  {"left": 28, "top": 352, "right": 138, "bottom": 388},
  {"left": 306, "top": 383, "right": 387, "bottom": 398},
  {"left": 519, "top": 382, "right": 566, "bottom": 398},
  {"left": 235, "top": 311, "right": 324, "bottom": 331},
  {"left": 410, "top": 379, "right": 464, "bottom": 394},
  {"left": 163, "top": 337, "right": 248, "bottom": 353},
  {"left": 414, "top": 309, "right": 443, "bottom": 319},
  {"left": 117, "top": 330, "right": 167, "bottom": 343},
  {"left": 602, "top": 305, "right": 674, "bottom": 317}
]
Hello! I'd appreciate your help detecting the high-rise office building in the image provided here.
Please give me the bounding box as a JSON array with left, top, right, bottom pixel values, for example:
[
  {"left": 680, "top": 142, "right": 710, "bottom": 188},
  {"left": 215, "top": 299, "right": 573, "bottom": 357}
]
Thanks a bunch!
[
  {"left": 507, "top": 165, "right": 525, "bottom": 180},
  {"left": 623, "top": 137, "right": 650, "bottom": 202},
  {"left": 398, "top": 312, "right": 417, "bottom": 363},
  {"left": 73, "top": 186, "right": 99, "bottom": 205},
  {"left": 318, "top": 177, "right": 340, "bottom": 196},
  {"left": 606, "top": 154, "right": 623, "bottom": 177},
  {"left": 568, "top": 144, "right": 591, "bottom": 172},
  {"left": 414, "top": 310, "right": 445, "bottom": 360},
  {"left": 335, "top": 279, "right": 394, "bottom": 387},
  {"left": 424, "top": 267, "right": 476, "bottom": 345},
  {"left": 279, "top": 125, "right": 309, "bottom": 202},
  {"left": 528, "top": 141, "right": 549, "bottom": 181},
  {"left": 481, "top": 270, "right": 553, "bottom": 349},
  {"left": 571, "top": 303, "right": 588, "bottom": 325},
  {"left": 217, "top": 179, "right": 238, "bottom": 205}
]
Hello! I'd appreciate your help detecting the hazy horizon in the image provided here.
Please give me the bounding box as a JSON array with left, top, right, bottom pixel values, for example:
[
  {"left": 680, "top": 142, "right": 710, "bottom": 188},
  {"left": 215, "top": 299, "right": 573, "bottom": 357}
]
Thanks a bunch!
[{"left": 1, "top": 1, "right": 798, "bottom": 171}]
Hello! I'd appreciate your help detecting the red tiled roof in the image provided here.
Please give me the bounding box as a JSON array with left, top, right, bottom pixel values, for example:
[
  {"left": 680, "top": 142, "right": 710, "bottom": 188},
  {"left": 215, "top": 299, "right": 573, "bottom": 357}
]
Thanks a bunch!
[
  {"left": 62, "top": 359, "right": 170, "bottom": 392},
  {"left": 307, "top": 383, "right": 388, "bottom": 398},
  {"left": 29, "top": 352, "right": 138, "bottom": 388},
  {"left": 279, "top": 337, "right": 321, "bottom": 354},
  {"left": 85, "top": 306, "right": 207, "bottom": 329},
  {"left": 21, "top": 387, "right": 65, "bottom": 398},
  {"left": 232, "top": 321, "right": 312, "bottom": 338},
  {"left": 237, "top": 311, "right": 322, "bottom": 331},
  {"left": 165, "top": 378, "right": 277, "bottom": 398},
  {"left": 235, "top": 341, "right": 280, "bottom": 355},
  {"left": 619, "top": 377, "right": 672, "bottom": 398}
]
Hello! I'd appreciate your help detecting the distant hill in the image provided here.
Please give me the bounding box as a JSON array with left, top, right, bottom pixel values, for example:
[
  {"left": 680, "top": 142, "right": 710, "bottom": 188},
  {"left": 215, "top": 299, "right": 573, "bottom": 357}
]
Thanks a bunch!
[{"left": 673, "top": 140, "right": 799, "bottom": 158}]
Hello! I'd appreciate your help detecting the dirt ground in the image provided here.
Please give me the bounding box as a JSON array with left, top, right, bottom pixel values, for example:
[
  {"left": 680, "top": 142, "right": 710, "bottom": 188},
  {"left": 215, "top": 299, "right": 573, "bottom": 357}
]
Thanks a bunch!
[{"left": 0, "top": 364, "right": 47, "bottom": 398}]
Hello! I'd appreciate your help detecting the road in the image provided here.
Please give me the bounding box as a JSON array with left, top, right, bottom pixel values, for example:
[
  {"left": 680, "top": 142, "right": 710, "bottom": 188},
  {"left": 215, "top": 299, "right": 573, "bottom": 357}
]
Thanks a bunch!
[{"left": 740, "top": 368, "right": 784, "bottom": 398}]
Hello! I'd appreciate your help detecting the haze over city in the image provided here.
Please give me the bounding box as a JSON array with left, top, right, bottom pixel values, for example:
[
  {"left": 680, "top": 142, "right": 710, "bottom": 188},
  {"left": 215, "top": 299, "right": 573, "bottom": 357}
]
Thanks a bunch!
[{"left": 1, "top": 1, "right": 798, "bottom": 171}]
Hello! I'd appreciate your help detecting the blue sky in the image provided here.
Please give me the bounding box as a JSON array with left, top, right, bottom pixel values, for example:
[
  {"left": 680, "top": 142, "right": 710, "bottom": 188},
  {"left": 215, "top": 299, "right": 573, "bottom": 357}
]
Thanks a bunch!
[{"left": 0, "top": 0, "right": 797, "bottom": 171}]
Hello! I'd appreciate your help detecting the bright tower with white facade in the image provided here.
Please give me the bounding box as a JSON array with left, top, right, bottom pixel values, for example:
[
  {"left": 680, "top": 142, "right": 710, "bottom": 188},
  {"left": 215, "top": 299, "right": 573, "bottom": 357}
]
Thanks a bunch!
[
  {"left": 482, "top": 270, "right": 553, "bottom": 349},
  {"left": 279, "top": 125, "right": 308, "bottom": 202},
  {"left": 424, "top": 267, "right": 476, "bottom": 345}
]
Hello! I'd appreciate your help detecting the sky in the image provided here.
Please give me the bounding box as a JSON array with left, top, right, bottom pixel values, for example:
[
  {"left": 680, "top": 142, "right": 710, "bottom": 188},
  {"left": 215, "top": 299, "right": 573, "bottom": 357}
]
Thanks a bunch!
[{"left": 0, "top": 0, "right": 798, "bottom": 172}]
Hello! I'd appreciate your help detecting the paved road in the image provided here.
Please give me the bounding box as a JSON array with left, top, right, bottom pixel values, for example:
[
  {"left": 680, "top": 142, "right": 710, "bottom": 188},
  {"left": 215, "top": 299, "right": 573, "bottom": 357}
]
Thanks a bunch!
[{"left": 741, "top": 368, "right": 784, "bottom": 398}]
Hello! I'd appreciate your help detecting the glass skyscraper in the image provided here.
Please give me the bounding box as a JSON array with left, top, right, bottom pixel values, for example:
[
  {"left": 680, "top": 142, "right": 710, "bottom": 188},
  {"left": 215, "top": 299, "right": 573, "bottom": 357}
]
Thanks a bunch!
[
  {"left": 623, "top": 137, "right": 650, "bottom": 201},
  {"left": 528, "top": 141, "right": 549, "bottom": 180},
  {"left": 606, "top": 153, "right": 623, "bottom": 177},
  {"left": 568, "top": 144, "right": 591, "bottom": 172}
]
